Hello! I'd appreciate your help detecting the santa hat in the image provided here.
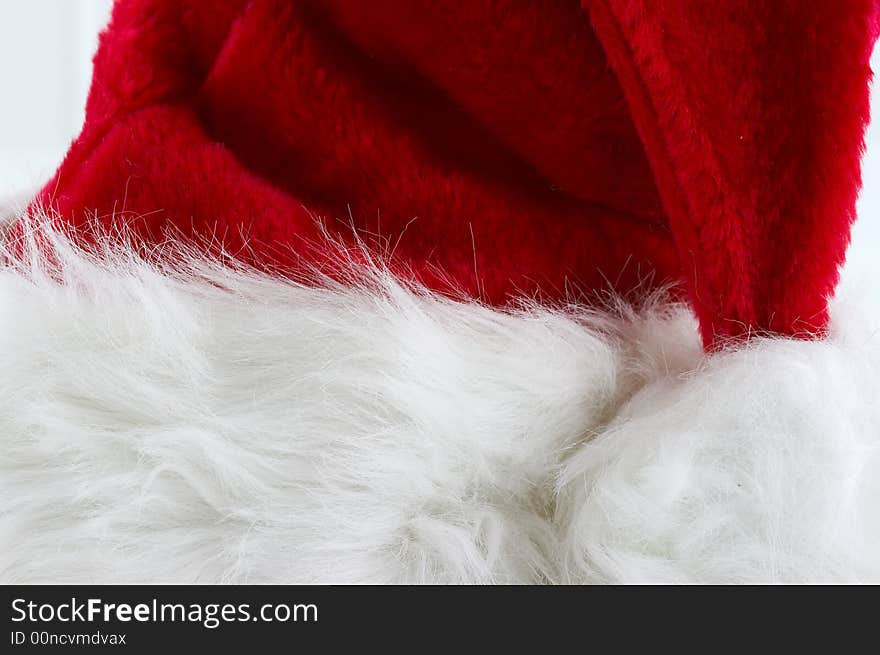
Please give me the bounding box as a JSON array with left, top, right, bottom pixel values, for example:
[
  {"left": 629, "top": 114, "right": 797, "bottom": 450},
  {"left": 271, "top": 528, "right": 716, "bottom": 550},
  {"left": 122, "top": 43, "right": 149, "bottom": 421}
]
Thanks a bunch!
[{"left": 2, "top": 0, "right": 880, "bottom": 583}]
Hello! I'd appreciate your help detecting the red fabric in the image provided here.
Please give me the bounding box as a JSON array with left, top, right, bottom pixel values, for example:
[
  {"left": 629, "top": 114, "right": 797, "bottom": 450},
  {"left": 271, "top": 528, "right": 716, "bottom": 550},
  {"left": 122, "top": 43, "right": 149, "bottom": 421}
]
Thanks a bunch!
[{"left": 31, "top": 0, "right": 879, "bottom": 347}]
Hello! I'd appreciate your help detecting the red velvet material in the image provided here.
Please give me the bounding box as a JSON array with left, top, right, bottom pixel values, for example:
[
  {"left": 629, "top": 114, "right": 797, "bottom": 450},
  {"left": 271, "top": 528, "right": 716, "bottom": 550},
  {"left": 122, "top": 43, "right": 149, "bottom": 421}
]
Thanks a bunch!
[{"left": 31, "top": 0, "right": 879, "bottom": 347}]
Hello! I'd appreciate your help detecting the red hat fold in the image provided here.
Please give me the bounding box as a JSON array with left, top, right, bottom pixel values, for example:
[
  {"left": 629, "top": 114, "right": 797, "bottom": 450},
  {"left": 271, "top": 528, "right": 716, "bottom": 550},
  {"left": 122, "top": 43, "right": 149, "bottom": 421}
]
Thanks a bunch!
[{"left": 31, "top": 0, "right": 880, "bottom": 348}]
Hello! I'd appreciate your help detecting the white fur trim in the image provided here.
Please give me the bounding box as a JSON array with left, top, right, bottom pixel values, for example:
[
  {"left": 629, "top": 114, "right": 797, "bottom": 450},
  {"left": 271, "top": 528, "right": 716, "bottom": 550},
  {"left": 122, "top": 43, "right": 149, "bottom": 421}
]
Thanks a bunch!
[{"left": 1, "top": 216, "right": 878, "bottom": 583}]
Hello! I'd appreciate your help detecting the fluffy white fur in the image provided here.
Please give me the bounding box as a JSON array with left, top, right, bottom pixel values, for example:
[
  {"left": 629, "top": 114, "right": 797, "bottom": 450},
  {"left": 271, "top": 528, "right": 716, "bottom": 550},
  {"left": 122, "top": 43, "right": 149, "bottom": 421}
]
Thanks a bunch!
[{"left": 1, "top": 214, "right": 879, "bottom": 584}]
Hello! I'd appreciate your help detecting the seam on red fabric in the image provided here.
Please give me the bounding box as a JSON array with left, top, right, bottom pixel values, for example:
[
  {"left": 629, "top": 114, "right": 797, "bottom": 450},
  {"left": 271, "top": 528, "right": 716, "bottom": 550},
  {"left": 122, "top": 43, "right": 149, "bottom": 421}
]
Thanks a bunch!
[{"left": 585, "top": 0, "right": 698, "bottom": 248}]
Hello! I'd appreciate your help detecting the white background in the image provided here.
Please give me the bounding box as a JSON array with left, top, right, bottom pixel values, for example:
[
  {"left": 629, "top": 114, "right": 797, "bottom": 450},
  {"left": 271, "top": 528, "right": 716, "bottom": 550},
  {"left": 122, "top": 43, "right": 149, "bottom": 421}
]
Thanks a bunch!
[
  {"left": 0, "top": 0, "right": 113, "bottom": 198},
  {"left": 0, "top": 0, "right": 877, "bottom": 302}
]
